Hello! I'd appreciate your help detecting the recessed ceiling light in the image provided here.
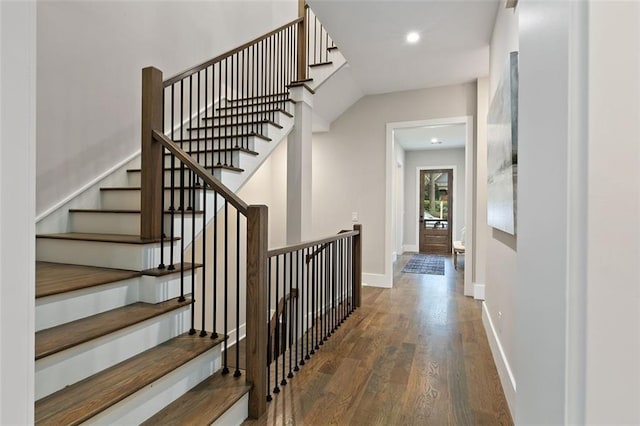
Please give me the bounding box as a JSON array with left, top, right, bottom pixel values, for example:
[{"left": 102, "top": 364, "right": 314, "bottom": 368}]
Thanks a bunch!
[{"left": 406, "top": 31, "right": 420, "bottom": 44}]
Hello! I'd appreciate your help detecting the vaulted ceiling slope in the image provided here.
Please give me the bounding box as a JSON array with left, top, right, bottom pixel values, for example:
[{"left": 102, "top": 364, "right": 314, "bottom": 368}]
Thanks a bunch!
[{"left": 308, "top": 0, "right": 500, "bottom": 95}]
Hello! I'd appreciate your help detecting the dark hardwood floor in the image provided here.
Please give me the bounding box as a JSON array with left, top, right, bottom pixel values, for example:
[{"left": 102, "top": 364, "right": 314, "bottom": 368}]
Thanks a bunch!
[{"left": 242, "top": 253, "right": 512, "bottom": 425}]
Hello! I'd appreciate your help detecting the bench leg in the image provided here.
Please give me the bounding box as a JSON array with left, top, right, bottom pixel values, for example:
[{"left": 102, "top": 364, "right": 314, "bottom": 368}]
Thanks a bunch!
[{"left": 454, "top": 251, "right": 458, "bottom": 270}]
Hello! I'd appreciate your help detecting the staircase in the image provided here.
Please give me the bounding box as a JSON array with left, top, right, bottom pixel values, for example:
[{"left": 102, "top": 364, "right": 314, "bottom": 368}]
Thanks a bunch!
[{"left": 34, "top": 6, "right": 346, "bottom": 424}]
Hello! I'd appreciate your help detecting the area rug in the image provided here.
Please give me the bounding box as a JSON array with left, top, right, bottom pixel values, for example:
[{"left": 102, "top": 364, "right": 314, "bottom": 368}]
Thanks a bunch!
[{"left": 402, "top": 254, "right": 445, "bottom": 275}]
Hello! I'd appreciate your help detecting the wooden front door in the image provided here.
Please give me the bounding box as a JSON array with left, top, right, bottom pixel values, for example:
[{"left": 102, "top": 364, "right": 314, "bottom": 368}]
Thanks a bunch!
[{"left": 418, "top": 169, "right": 453, "bottom": 254}]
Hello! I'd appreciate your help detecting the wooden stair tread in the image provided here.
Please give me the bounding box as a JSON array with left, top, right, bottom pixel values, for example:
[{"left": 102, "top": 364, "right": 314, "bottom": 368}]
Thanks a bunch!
[
  {"left": 162, "top": 146, "right": 259, "bottom": 156},
  {"left": 35, "top": 332, "right": 225, "bottom": 425},
  {"left": 188, "top": 119, "right": 283, "bottom": 131},
  {"left": 35, "top": 296, "right": 191, "bottom": 360},
  {"left": 229, "top": 92, "right": 289, "bottom": 102},
  {"left": 126, "top": 163, "right": 245, "bottom": 174},
  {"left": 205, "top": 108, "right": 293, "bottom": 119},
  {"left": 142, "top": 262, "right": 201, "bottom": 277},
  {"left": 141, "top": 369, "right": 250, "bottom": 425},
  {"left": 309, "top": 60, "right": 333, "bottom": 68},
  {"left": 69, "top": 208, "right": 204, "bottom": 214},
  {"left": 174, "top": 132, "right": 272, "bottom": 142},
  {"left": 36, "top": 232, "right": 177, "bottom": 244},
  {"left": 36, "top": 262, "right": 141, "bottom": 298},
  {"left": 217, "top": 99, "right": 295, "bottom": 110}
]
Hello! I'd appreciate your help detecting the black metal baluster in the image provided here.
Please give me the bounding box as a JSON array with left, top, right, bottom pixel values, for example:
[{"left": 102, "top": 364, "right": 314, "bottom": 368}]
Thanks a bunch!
[
  {"left": 159, "top": 88, "right": 166, "bottom": 270},
  {"left": 338, "top": 240, "right": 342, "bottom": 327},
  {"left": 217, "top": 60, "right": 222, "bottom": 166},
  {"left": 300, "top": 248, "right": 310, "bottom": 365},
  {"left": 222, "top": 200, "right": 229, "bottom": 375},
  {"left": 234, "top": 209, "right": 241, "bottom": 377},
  {"left": 310, "top": 248, "right": 316, "bottom": 355},
  {"left": 169, "top": 84, "right": 177, "bottom": 273},
  {"left": 293, "top": 249, "right": 300, "bottom": 372},
  {"left": 211, "top": 193, "right": 219, "bottom": 339},
  {"left": 280, "top": 253, "right": 287, "bottom": 386},
  {"left": 287, "top": 251, "right": 294, "bottom": 379},
  {"left": 266, "top": 258, "right": 273, "bottom": 402},
  {"left": 338, "top": 239, "right": 342, "bottom": 324},
  {"left": 273, "top": 255, "right": 280, "bottom": 393}
]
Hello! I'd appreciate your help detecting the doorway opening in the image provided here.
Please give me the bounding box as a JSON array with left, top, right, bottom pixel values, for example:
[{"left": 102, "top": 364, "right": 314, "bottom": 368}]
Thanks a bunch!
[{"left": 419, "top": 168, "right": 453, "bottom": 254}]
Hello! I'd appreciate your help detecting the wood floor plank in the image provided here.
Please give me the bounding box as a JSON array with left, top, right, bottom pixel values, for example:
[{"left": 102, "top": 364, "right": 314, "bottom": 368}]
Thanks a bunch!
[
  {"left": 35, "top": 296, "right": 191, "bottom": 359},
  {"left": 242, "top": 254, "right": 513, "bottom": 425},
  {"left": 141, "top": 370, "right": 250, "bottom": 425},
  {"left": 36, "top": 261, "right": 140, "bottom": 298},
  {"left": 35, "top": 333, "right": 225, "bottom": 425}
]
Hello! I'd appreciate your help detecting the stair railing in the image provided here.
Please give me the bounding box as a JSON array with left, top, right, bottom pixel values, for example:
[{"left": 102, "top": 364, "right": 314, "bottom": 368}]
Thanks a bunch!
[
  {"left": 139, "top": 1, "right": 347, "bottom": 419},
  {"left": 143, "top": 126, "right": 363, "bottom": 417},
  {"left": 265, "top": 225, "right": 362, "bottom": 401}
]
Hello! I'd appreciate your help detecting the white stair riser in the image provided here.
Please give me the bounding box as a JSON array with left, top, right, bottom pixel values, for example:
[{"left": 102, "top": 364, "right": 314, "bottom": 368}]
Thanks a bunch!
[
  {"left": 206, "top": 111, "right": 288, "bottom": 127},
  {"left": 36, "top": 272, "right": 193, "bottom": 331},
  {"left": 101, "top": 188, "right": 207, "bottom": 211},
  {"left": 212, "top": 393, "right": 248, "bottom": 426},
  {"left": 70, "top": 211, "right": 204, "bottom": 241},
  {"left": 36, "top": 277, "right": 139, "bottom": 332},
  {"left": 187, "top": 122, "right": 278, "bottom": 139},
  {"left": 36, "top": 238, "right": 182, "bottom": 270},
  {"left": 35, "top": 307, "right": 191, "bottom": 400},
  {"left": 161, "top": 150, "right": 246, "bottom": 168},
  {"left": 85, "top": 345, "right": 222, "bottom": 425},
  {"left": 189, "top": 114, "right": 293, "bottom": 139},
  {"left": 139, "top": 273, "right": 191, "bottom": 304},
  {"left": 127, "top": 164, "right": 243, "bottom": 187},
  {"left": 217, "top": 101, "right": 293, "bottom": 115},
  {"left": 226, "top": 94, "right": 289, "bottom": 107}
]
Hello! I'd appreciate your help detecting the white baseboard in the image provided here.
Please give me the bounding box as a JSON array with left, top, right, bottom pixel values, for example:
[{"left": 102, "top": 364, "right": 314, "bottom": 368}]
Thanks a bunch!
[
  {"left": 481, "top": 302, "right": 516, "bottom": 417},
  {"left": 362, "top": 273, "right": 392, "bottom": 288},
  {"left": 403, "top": 244, "right": 418, "bottom": 253},
  {"left": 473, "top": 283, "right": 485, "bottom": 300}
]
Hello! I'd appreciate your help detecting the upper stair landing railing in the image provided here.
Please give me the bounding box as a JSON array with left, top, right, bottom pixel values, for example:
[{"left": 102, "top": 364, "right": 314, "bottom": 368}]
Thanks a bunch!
[{"left": 141, "top": 0, "right": 341, "bottom": 242}]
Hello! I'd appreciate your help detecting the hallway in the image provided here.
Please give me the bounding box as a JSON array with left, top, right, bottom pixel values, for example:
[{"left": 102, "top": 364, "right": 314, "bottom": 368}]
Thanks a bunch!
[{"left": 243, "top": 254, "right": 512, "bottom": 425}]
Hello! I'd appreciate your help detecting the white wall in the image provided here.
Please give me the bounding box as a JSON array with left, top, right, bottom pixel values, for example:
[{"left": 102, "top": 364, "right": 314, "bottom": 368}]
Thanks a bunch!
[
  {"left": 238, "top": 138, "right": 288, "bottom": 248},
  {"left": 0, "top": 1, "right": 36, "bottom": 423},
  {"left": 482, "top": 4, "right": 518, "bottom": 413},
  {"left": 585, "top": 2, "right": 640, "bottom": 423},
  {"left": 36, "top": 0, "right": 297, "bottom": 217},
  {"left": 311, "top": 84, "right": 476, "bottom": 277},
  {"left": 516, "top": 1, "right": 585, "bottom": 423},
  {"left": 402, "top": 148, "right": 466, "bottom": 250}
]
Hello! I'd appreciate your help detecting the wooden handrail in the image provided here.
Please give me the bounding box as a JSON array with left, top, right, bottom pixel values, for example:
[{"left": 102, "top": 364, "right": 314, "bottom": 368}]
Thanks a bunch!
[
  {"left": 164, "top": 17, "right": 303, "bottom": 87},
  {"left": 304, "top": 229, "right": 351, "bottom": 263},
  {"left": 267, "top": 230, "right": 359, "bottom": 258},
  {"left": 152, "top": 130, "right": 249, "bottom": 215}
]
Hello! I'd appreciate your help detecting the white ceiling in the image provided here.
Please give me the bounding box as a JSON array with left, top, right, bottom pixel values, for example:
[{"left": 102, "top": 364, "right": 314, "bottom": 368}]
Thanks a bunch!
[
  {"left": 395, "top": 123, "right": 466, "bottom": 151},
  {"left": 307, "top": 0, "right": 500, "bottom": 95}
]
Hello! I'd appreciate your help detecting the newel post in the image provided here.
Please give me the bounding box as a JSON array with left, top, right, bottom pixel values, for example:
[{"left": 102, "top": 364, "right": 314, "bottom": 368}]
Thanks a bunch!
[
  {"left": 246, "top": 205, "right": 269, "bottom": 418},
  {"left": 297, "top": 0, "right": 307, "bottom": 81},
  {"left": 352, "top": 224, "right": 362, "bottom": 308},
  {"left": 140, "top": 67, "right": 164, "bottom": 240}
]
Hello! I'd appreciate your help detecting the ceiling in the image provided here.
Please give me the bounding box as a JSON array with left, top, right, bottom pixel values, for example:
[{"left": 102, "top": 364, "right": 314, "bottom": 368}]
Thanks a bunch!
[
  {"left": 307, "top": 0, "right": 500, "bottom": 95},
  {"left": 395, "top": 123, "right": 466, "bottom": 151}
]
